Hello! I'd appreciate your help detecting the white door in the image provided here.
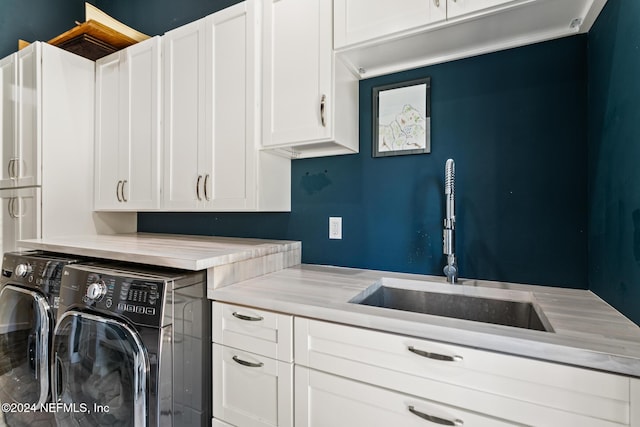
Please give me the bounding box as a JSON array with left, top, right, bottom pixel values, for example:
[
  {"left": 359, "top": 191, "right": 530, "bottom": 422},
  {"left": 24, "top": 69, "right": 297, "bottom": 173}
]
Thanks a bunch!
[
  {"left": 333, "top": 0, "right": 446, "bottom": 49},
  {"left": 0, "top": 53, "right": 17, "bottom": 188},
  {"left": 262, "top": 0, "right": 333, "bottom": 147},
  {"left": 123, "top": 36, "right": 161, "bottom": 210},
  {"left": 163, "top": 19, "right": 205, "bottom": 210},
  {"left": 94, "top": 51, "right": 122, "bottom": 209},
  {"left": 16, "top": 43, "right": 40, "bottom": 188},
  {"left": 212, "top": 344, "right": 293, "bottom": 427},
  {"left": 0, "top": 187, "right": 40, "bottom": 255},
  {"left": 203, "top": 1, "right": 256, "bottom": 210}
]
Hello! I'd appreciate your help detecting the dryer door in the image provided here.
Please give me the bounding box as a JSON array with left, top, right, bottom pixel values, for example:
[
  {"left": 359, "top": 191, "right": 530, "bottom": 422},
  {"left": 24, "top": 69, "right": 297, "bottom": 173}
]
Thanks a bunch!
[
  {"left": 0, "top": 285, "right": 51, "bottom": 406},
  {"left": 53, "top": 311, "right": 148, "bottom": 427}
]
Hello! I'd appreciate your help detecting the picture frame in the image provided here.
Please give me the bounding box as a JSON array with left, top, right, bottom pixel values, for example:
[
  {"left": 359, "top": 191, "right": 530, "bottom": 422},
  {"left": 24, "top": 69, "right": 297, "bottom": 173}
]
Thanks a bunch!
[{"left": 372, "top": 77, "right": 431, "bottom": 158}]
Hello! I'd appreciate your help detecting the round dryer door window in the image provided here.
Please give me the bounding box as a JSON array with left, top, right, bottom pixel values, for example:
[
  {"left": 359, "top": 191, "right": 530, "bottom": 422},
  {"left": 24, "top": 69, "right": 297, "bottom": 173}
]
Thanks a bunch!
[
  {"left": 53, "top": 311, "right": 148, "bottom": 427},
  {"left": 0, "top": 285, "right": 51, "bottom": 406}
]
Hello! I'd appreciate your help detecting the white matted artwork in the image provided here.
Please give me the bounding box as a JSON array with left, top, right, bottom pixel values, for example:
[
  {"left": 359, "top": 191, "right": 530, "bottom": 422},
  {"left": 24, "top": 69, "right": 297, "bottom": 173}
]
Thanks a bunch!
[{"left": 372, "top": 77, "right": 431, "bottom": 157}]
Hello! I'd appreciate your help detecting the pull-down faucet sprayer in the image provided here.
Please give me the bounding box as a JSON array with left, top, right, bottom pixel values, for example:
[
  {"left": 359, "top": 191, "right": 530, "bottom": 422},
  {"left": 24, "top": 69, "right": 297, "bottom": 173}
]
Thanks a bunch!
[{"left": 443, "top": 159, "right": 458, "bottom": 283}]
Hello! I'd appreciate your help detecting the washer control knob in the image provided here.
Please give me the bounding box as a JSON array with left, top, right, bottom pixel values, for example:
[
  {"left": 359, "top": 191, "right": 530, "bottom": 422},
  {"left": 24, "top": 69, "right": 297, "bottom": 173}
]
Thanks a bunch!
[
  {"left": 86, "top": 281, "right": 107, "bottom": 300},
  {"left": 15, "top": 263, "right": 32, "bottom": 278}
]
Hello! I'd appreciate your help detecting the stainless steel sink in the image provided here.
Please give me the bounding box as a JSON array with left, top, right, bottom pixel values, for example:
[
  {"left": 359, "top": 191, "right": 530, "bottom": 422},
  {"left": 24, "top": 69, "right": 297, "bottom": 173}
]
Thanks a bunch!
[{"left": 349, "top": 281, "right": 553, "bottom": 332}]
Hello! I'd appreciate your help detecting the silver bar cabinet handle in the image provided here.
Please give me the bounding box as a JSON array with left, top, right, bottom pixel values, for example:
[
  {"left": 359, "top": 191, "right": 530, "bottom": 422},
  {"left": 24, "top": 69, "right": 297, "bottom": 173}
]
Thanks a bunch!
[
  {"left": 232, "top": 311, "right": 263, "bottom": 322},
  {"left": 204, "top": 174, "right": 210, "bottom": 201},
  {"left": 7, "top": 159, "right": 13, "bottom": 179},
  {"left": 408, "top": 346, "right": 463, "bottom": 362},
  {"left": 408, "top": 406, "right": 463, "bottom": 426},
  {"left": 116, "top": 180, "right": 123, "bottom": 202},
  {"left": 196, "top": 175, "right": 202, "bottom": 201},
  {"left": 121, "top": 180, "right": 128, "bottom": 202},
  {"left": 434, "top": 0, "right": 440, "bottom": 7},
  {"left": 232, "top": 355, "right": 264, "bottom": 368},
  {"left": 12, "top": 197, "right": 20, "bottom": 218},
  {"left": 8, "top": 198, "right": 15, "bottom": 219},
  {"left": 320, "top": 94, "right": 326, "bottom": 127}
]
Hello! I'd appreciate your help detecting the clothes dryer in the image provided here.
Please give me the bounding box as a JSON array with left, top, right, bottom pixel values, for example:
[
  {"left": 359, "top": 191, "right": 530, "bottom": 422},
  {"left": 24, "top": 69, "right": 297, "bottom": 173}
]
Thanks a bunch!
[
  {"left": 52, "top": 262, "right": 210, "bottom": 427},
  {"left": 0, "top": 251, "right": 84, "bottom": 426}
]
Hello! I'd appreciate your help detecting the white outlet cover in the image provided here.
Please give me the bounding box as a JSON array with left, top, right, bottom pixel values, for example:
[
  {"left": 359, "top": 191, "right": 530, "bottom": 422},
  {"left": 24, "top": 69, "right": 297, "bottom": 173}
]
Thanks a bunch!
[{"left": 329, "top": 217, "right": 342, "bottom": 239}]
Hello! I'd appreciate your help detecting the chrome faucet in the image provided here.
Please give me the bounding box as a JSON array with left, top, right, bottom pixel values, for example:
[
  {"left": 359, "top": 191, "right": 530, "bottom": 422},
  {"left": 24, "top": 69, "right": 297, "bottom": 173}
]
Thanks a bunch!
[{"left": 443, "top": 158, "right": 458, "bottom": 283}]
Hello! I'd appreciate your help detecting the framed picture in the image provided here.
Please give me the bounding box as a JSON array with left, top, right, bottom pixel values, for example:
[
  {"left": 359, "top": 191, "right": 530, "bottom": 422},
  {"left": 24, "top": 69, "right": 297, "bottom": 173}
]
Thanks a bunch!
[{"left": 372, "top": 77, "right": 431, "bottom": 158}]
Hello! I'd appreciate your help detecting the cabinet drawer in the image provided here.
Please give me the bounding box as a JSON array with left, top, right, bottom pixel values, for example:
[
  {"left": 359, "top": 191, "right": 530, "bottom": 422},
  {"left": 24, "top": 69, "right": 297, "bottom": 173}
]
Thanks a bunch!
[
  {"left": 213, "top": 344, "right": 293, "bottom": 427},
  {"left": 212, "top": 302, "right": 293, "bottom": 361},
  {"left": 295, "top": 318, "right": 630, "bottom": 426},
  {"left": 296, "top": 366, "right": 518, "bottom": 427}
]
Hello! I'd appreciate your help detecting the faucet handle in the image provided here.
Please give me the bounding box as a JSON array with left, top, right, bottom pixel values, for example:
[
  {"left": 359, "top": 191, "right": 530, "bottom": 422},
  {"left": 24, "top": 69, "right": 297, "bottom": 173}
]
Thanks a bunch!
[{"left": 444, "top": 255, "right": 458, "bottom": 284}]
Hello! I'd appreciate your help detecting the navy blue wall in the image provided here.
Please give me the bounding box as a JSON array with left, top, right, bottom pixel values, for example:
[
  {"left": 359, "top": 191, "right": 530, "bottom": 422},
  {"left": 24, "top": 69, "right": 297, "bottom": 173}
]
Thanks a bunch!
[
  {"left": 0, "top": 0, "right": 85, "bottom": 59},
  {"left": 588, "top": 0, "right": 640, "bottom": 324},
  {"left": 140, "top": 36, "right": 589, "bottom": 289}
]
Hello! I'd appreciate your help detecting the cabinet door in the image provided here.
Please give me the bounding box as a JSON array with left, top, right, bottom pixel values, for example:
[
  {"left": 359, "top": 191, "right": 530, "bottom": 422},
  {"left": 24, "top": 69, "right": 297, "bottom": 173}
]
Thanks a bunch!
[
  {"left": 203, "top": 1, "right": 256, "bottom": 210},
  {"left": 295, "top": 366, "right": 516, "bottom": 427},
  {"left": 448, "top": 0, "right": 517, "bottom": 19},
  {"left": 334, "top": 0, "right": 446, "bottom": 49},
  {"left": 0, "top": 53, "right": 17, "bottom": 188},
  {"left": 262, "top": 0, "right": 332, "bottom": 147},
  {"left": 213, "top": 344, "right": 293, "bottom": 427},
  {"left": 123, "top": 36, "right": 161, "bottom": 210},
  {"left": 15, "top": 43, "right": 40, "bottom": 188},
  {"left": 163, "top": 19, "right": 206, "bottom": 210},
  {"left": 0, "top": 187, "right": 40, "bottom": 255},
  {"left": 94, "top": 52, "right": 122, "bottom": 209}
]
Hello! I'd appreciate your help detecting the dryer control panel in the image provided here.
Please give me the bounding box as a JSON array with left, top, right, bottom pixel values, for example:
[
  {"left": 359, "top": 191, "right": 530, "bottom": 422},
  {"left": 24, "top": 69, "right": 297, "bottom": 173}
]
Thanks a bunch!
[
  {"left": 1, "top": 251, "right": 83, "bottom": 310},
  {"left": 59, "top": 265, "right": 171, "bottom": 327}
]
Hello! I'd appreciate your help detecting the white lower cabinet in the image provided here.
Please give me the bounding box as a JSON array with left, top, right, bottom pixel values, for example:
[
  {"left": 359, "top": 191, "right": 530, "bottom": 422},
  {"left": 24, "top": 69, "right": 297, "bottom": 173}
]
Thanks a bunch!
[
  {"left": 209, "top": 305, "right": 636, "bottom": 427},
  {"left": 212, "top": 418, "right": 235, "bottom": 427},
  {"left": 212, "top": 302, "right": 293, "bottom": 427},
  {"left": 295, "top": 317, "right": 633, "bottom": 427},
  {"left": 633, "top": 379, "right": 640, "bottom": 426},
  {"left": 295, "top": 366, "right": 515, "bottom": 427},
  {"left": 213, "top": 344, "right": 292, "bottom": 427}
]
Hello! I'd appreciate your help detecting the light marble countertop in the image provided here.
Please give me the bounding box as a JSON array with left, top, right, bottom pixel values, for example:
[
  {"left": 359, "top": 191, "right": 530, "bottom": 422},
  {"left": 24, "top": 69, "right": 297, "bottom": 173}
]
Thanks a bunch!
[
  {"left": 210, "top": 264, "right": 640, "bottom": 378},
  {"left": 19, "top": 233, "right": 301, "bottom": 271}
]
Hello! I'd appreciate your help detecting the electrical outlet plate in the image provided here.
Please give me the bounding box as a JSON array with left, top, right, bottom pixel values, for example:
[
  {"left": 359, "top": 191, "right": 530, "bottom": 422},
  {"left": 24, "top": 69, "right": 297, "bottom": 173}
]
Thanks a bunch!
[{"left": 329, "top": 217, "right": 342, "bottom": 239}]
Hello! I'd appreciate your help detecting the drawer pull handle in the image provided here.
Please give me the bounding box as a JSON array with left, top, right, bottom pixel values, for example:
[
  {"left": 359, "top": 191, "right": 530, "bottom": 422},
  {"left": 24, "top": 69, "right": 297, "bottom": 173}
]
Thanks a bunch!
[
  {"left": 232, "top": 312, "right": 264, "bottom": 322},
  {"left": 232, "top": 355, "right": 264, "bottom": 368},
  {"left": 408, "top": 406, "right": 463, "bottom": 426},
  {"left": 408, "top": 346, "right": 463, "bottom": 362}
]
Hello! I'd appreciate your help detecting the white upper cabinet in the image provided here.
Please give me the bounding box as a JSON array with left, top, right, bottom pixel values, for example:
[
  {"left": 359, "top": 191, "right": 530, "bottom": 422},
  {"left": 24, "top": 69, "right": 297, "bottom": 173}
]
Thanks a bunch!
[
  {"left": 95, "top": 36, "right": 162, "bottom": 211},
  {"left": 447, "top": 0, "right": 516, "bottom": 19},
  {"left": 262, "top": 0, "right": 359, "bottom": 158},
  {"left": 0, "top": 54, "right": 17, "bottom": 187},
  {"left": 334, "top": 0, "right": 446, "bottom": 49},
  {"left": 0, "top": 44, "right": 40, "bottom": 189},
  {"left": 335, "top": 0, "right": 609, "bottom": 78},
  {"left": 164, "top": 0, "right": 290, "bottom": 211},
  {"left": 163, "top": 18, "right": 203, "bottom": 210}
]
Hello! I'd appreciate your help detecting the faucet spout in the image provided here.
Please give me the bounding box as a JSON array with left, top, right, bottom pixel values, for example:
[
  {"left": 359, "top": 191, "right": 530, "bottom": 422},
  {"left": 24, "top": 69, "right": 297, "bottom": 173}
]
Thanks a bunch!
[{"left": 443, "top": 159, "right": 458, "bottom": 283}]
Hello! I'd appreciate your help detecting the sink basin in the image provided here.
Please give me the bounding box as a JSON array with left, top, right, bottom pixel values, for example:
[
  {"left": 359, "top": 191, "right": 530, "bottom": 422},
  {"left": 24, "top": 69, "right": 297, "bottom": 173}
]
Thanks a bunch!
[{"left": 349, "top": 280, "right": 553, "bottom": 332}]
